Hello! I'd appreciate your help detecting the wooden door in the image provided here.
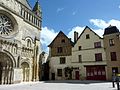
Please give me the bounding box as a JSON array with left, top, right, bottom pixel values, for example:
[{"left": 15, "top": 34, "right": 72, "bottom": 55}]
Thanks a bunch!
[
  {"left": 51, "top": 73, "right": 55, "bottom": 80},
  {"left": 75, "top": 71, "right": 79, "bottom": 80}
]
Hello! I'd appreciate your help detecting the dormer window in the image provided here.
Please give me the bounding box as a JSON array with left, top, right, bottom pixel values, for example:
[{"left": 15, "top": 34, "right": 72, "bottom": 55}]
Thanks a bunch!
[
  {"left": 61, "top": 39, "right": 65, "bottom": 43},
  {"left": 86, "top": 34, "right": 90, "bottom": 39}
]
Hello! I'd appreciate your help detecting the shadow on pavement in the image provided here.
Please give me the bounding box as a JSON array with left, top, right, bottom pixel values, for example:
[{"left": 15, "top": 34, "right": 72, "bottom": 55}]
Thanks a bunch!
[{"left": 43, "top": 80, "right": 110, "bottom": 84}]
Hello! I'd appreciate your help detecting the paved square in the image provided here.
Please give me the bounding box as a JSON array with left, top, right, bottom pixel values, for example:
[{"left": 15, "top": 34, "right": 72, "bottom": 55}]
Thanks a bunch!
[{"left": 0, "top": 81, "right": 118, "bottom": 90}]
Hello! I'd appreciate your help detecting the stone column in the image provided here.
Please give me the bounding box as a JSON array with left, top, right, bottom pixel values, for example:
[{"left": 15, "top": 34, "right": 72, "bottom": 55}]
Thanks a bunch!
[
  {"left": 8, "top": 67, "right": 12, "bottom": 84},
  {"left": 23, "top": 68, "right": 25, "bottom": 81},
  {"left": 11, "top": 69, "right": 14, "bottom": 84},
  {"left": 1, "top": 69, "right": 4, "bottom": 84}
]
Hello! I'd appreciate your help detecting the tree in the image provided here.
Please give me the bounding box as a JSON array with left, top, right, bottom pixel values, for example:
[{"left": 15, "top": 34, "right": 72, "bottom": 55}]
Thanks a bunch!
[{"left": 64, "top": 67, "right": 73, "bottom": 80}]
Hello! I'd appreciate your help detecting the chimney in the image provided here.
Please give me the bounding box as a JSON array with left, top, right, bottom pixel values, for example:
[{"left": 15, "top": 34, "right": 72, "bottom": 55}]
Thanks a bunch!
[
  {"left": 69, "top": 38, "right": 72, "bottom": 41},
  {"left": 74, "top": 31, "right": 78, "bottom": 43}
]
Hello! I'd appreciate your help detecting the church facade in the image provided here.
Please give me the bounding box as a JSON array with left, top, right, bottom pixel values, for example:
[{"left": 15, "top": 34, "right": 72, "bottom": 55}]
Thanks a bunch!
[{"left": 0, "top": 0, "right": 42, "bottom": 84}]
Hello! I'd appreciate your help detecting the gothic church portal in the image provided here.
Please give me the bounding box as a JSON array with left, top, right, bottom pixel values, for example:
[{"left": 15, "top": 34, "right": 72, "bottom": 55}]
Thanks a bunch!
[{"left": 0, "top": 0, "right": 42, "bottom": 84}]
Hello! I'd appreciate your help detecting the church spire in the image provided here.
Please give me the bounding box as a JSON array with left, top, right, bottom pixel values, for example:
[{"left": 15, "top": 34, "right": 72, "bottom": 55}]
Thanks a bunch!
[{"left": 33, "top": 0, "right": 42, "bottom": 17}]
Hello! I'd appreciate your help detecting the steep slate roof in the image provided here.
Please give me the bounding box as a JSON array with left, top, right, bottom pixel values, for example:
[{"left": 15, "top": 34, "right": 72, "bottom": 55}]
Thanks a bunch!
[
  {"left": 48, "top": 31, "right": 74, "bottom": 47},
  {"left": 103, "top": 25, "right": 119, "bottom": 35},
  {"left": 75, "top": 26, "right": 103, "bottom": 44},
  {"left": 17, "top": 0, "right": 31, "bottom": 9}
]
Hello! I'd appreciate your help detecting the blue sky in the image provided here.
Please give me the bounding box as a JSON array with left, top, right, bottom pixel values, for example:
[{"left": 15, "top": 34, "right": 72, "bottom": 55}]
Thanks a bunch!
[{"left": 29, "top": 0, "right": 120, "bottom": 52}]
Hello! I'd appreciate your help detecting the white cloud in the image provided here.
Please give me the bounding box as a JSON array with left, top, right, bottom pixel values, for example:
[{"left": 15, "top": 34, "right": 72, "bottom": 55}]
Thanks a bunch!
[
  {"left": 108, "top": 19, "right": 120, "bottom": 29},
  {"left": 90, "top": 19, "right": 108, "bottom": 29},
  {"left": 93, "top": 29, "right": 104, "bottom": 37},
  {"left": 41, "top": 27, "right": 58, "bottom": 52},
  {"left": 67, "top": 26, "right": 85, "bottom": 41},
  {"left": 41, "top": 27, "right": 58, "bottom": 45},
  {"left": 119, "top": 5, "right": 120, "bottom": 8},
  {"left": 57, "top": 8, "right": 64, "bottom": 13},
  {"left": 89, "top": 19, "right": 120, "bottom": 37},
  {"left": 90, "top": 19, "right": 120, "bottom": 30}
]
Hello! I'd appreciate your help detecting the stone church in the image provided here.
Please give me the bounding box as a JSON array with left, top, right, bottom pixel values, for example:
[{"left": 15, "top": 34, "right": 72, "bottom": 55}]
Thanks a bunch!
[{"left": 0, "top": 0, "right": 42, "bottom": 84}]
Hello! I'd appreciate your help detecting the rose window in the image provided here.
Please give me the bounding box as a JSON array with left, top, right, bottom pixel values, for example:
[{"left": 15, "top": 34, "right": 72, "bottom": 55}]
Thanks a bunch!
[{"left": 0, "top": 14, "right": 14, "bottom": 35}]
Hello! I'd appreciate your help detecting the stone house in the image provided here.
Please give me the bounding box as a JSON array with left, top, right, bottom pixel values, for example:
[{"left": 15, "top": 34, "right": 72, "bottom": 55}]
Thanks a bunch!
[
  {"left": 72, "top": 26, "right": 107, "bottom": 80},
  {"left": 48, "top": 31, "right": 74, "bottom": 80},
  {"left": 49, "top": 26, "right": 108, "bottom": 80},
  {"left": 103, "top": 26, "right": 120, "bottom": 80}
]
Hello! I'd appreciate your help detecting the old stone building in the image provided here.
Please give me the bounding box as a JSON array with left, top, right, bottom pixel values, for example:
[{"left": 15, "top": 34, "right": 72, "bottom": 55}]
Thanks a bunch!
[
  {"left": 72, "top": 26, "right": 107, "bottom": 80},
  {"left": 48, "top": 26, "right": 107, "bottom": 80},
  {"left": 0, "top": 0, "right": 42, "bottom": 84},
  {"left": 48, "top": 31, "right": 74, "bottom": 80},
  {"left": 103, "top": 26, "right": 120, "bottom": 80}
]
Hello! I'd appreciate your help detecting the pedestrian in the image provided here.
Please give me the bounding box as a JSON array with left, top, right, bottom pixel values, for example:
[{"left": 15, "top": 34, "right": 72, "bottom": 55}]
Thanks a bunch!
[
  {"left": 116, "top": 75, "right": 120, "bottom": 90},
  {"left": 112, "top": 73, "right": 116, "bottom": 88}
]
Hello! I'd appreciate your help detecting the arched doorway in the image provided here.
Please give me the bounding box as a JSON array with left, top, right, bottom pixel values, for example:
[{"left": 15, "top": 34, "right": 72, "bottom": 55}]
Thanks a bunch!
[
  {"left": 0, "top": 52, "right": 14, "bottom": 84},
  {"left": 21, "top": 62, "right": 30, "bottom": 82}
]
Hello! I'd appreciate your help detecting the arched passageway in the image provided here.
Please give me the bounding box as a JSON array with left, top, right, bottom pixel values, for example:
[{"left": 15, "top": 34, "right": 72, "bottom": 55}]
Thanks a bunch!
[
  {"left": 21, "top": 62, "right": 30, "bottom": 82},
  {"left": 0, "top": 52, "right": 14, "bottom": 84}
]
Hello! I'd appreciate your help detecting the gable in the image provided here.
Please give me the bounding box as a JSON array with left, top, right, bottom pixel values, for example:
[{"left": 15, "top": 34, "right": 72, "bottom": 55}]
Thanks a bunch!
[
  {"left": 78, "top": 26, "right": 102, "bottom": 40},
  {"left": 80, "top": 27, "right": 101, "bottom": 39},
  {"left": 48, "top": 31, "right": 74, "bottom": 47},
  {"left": 73, "top": 26, "right": 103, "bottom": 50}
]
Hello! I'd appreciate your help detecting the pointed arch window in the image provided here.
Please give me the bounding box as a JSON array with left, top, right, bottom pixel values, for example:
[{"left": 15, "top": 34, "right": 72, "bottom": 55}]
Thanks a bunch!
[{"left": 27, "top": 39, "right": 31, "bottom": 47}]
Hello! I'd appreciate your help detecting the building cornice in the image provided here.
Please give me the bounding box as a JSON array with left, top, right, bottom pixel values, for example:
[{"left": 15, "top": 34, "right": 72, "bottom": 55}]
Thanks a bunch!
[{"left": 72, "top": 47, "right": 105, "bottom": 52}]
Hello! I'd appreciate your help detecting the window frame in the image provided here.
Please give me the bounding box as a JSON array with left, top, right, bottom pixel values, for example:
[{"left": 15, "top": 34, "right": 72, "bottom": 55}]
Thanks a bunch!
[
  {"left": 57, "top": 47, "right": 63, "bottom": 53},
  {"left": 61, "top": 39, "right": 65, "bottom": 43},
  {"left": 27, "top": 39, "right": 32, "bottom": 47},
  {"left": 78, "top": 55, "right": 82, "bottom": 63},
  {"left": 78, "top": 46, "right": 81, "bottom": 50},
  {"left": 111, "top": 52, "right": 117, "bottom": 61},
  {"left": 60, "top": 57, "right": 66, "bottom": 64},
  {"left": 95, "top": 53, "right": 102, "bottom": 61},
  {"left": 57, "top": 69, "right": 62, "bottom": 77},
  {"left": 109, "top": 39, "right": 115, "bottom": 46},
  {"left": 86, "top": 34, "right": 90, "bottom": 39},
  {"left": 94, "top": 41, "right": 101, "bottom": 48}
]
